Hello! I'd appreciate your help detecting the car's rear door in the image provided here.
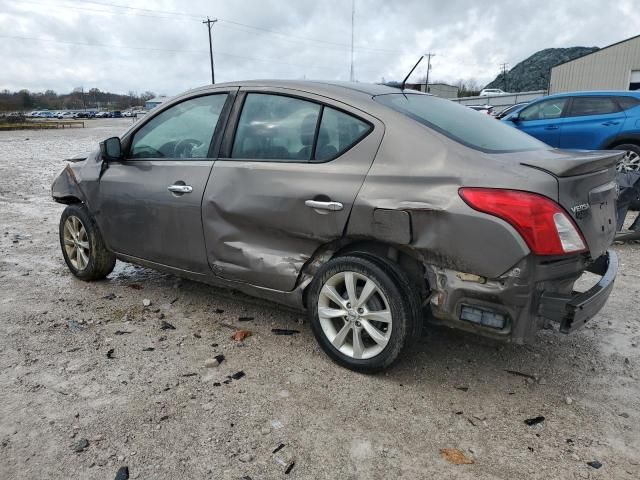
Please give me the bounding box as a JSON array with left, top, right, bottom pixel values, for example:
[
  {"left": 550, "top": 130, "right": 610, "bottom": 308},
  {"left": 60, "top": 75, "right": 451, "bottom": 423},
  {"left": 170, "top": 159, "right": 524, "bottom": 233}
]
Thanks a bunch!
[
  {"left": 96, "top": 90, "right": 235, "bottom": 274},
  {"left": 515, "top": 97, "right": 569, "bottom": 146},
  {"left": 558, "top": 96, "right": 625, "bottom": 149},
  {"left": 202, "top": 88, "right": 384, "bottom": 291}
]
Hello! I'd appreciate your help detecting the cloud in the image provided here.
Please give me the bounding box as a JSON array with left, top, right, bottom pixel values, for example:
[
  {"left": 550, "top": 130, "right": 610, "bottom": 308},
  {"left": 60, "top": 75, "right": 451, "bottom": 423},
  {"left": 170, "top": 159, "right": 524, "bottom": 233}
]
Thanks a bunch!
[{"left": 0, "top": 0, "right": 636, "bottom": 94}]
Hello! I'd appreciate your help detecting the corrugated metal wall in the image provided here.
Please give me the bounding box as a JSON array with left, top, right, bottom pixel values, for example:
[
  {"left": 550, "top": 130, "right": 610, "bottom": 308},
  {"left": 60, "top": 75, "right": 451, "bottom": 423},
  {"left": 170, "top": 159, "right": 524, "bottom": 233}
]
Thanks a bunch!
[{"left": 550, "top": 36, "right": 640, "bottom": 93}]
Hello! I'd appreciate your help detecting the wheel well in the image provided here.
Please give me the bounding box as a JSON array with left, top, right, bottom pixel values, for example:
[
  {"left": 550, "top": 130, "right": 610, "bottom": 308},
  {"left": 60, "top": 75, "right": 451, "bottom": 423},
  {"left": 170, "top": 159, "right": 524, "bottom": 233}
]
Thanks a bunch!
[
  {"left": 53, "top": 195, "right": 82, "bottom": 205},
  {"left": 301, "top": 240, "right": 428, "bottom": 307},
  {"left": 606, "top": 138, "right": 640, "bottom": 149}
]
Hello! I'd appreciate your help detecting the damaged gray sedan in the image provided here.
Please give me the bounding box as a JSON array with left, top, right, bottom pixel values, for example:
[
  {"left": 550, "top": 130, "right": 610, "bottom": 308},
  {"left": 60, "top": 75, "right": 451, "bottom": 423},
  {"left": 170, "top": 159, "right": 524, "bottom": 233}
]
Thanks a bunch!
[{"left": 52, "top": 81, "right": 619, "bottom": 372}]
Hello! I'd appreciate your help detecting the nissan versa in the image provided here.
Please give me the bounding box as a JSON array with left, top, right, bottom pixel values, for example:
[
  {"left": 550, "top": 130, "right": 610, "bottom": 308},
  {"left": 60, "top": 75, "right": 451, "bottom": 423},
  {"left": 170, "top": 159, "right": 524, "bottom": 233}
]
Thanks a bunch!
[{"left": 52, "top": 81, "right": 619, "bottom": 372}]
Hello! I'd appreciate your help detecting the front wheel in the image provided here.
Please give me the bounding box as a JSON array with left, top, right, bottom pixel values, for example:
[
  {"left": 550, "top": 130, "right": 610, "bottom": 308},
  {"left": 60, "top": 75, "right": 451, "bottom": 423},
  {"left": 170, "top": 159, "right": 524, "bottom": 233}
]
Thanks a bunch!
[
  {"left": 308, "top": 254, "right": 419, "bottom": 373},
  {"left": 59, "top": 203, "right": 116, "bottom": 281}
]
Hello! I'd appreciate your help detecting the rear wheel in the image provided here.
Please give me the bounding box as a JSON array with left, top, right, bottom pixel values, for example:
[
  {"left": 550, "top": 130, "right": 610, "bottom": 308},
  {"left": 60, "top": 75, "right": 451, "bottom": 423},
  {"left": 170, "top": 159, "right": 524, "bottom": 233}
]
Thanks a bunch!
[
  {"left": 308, "top": 255, "right": 419, "bottom": 373},
  {"left": 613, "top": 143, "right": 640, "bottom": 172},
  {"left": 59, "top": 204, "right": 116, "bottom": 281}
]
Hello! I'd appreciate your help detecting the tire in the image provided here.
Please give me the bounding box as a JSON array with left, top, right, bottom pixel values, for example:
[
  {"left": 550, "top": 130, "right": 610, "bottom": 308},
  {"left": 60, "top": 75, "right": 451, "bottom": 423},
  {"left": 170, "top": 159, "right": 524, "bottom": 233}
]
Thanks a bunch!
[
  {"left": 59, "top": 203, "right": 116, "bottom": 281},
  {"left": 308, "top": 254, "right": 420, "bottom": 373},
  {"left": 613, "top": 143, "right": 640, "bottom": 173}
]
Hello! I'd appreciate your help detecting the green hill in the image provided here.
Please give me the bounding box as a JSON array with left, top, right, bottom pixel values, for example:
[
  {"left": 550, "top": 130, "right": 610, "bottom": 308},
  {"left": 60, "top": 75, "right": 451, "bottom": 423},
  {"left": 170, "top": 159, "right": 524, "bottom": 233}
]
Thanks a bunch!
[{"left": 484, "top": 46, "right": 599, "bottom": 92}]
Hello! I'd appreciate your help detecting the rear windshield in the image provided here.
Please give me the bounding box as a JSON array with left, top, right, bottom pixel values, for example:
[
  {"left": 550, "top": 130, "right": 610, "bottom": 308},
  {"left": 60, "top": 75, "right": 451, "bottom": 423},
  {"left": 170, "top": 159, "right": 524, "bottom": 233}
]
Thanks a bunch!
[{"left": 374, "top": 93, "right": 547, "bottom": 152}]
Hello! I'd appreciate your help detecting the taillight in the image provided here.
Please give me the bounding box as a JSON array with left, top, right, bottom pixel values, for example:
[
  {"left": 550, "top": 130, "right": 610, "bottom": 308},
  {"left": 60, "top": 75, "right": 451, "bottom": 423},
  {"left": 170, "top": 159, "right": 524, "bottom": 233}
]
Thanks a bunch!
[{"left": 459, "top": 188, "right": 587, "bottom": 256}]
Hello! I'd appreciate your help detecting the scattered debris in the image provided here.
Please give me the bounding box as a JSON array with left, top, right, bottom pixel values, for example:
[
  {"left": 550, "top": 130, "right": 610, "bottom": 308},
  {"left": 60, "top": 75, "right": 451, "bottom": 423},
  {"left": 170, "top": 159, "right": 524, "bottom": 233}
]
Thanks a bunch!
[
  {"left": 180, "top": 373, "right": 198, "bottom": 377},
  {"left": 271, "top": 420, "right": 284, "bottom": 429},
  {"left": 72, "top": 438, "right": 90, "bottom": 453},
  {"left": 238, "top": 316, "right": 254, "bottom": 322},
  {"left": 102, "top": 293, "right": 117, "bottom": 300},
  {"left": 67, "top": 320, "right": 83, "bottom": 332},
  {"left": 565, "top": 396, "right": 573, "bottom": 405},
  {"left": 284, "top": 461, "right": 295, "bottom": 474},
  {"left": 193, "top": 333, "right": 201, "bottom": 338},
  {"left": 143, "top": 299, "right": 151, "bottom": 307},
  {"left": 232, "top": 329, "right": 252, "bottom": 341},
  {"left": 204, "top": 355, "right": 225, "bottom": 368},
  {"left": 454, "top": 386, "right": 469, "bottom": 392},
  {"left": 160, "top": 321, "right": 176, "bottom": 330},
  {"left": 213, "top": 382, "right": 221, "bottom": 387},
  {"left": 505, "top": 369, "right": 538, "bottom": 381},
  {"left": 128, "top": 284, "right": 143, "bottom": 290},
  {"left": 106, "top": 349, "right": 115, "bottom": 359},
  {"left": 142, "top": 347, "right": 155, "bottom": 352},
  {"left": 170, "top": 297, "right": 179, "bottom": 304},
  {"left": 524, "top": 416, "right": 545, "bottom": 426},
  {"left": 273, "top": 443, "right": 285, "bottom": 454},
  {"left": 587, "top": 461, "right": 603, "bottom": 469},
  {"left": 271, "top": 328, "right": 300, "bottom": 335},
  {"left": 239, "top": 453, "right": 254, "bottom": 462},
  {"left": 114, "top": 466, "right": 129, "bottom": 480},
  {"left": 440, "top": 448, "right": 474, "bottom": 465},
  {"left": 214, "top": 308, "right": 225, "bottom": 314},
  {"left": 114, "top": 330, "right": 132, "bottom": 335},
  {"left": 159, "top": 415, "right": 169, "bottom": 422},
  {"left": 618, "top": 412, "right": 629, "bottom": 418},
  {"left": 231, "top": 371, "right": 245, "bottom": 380}
]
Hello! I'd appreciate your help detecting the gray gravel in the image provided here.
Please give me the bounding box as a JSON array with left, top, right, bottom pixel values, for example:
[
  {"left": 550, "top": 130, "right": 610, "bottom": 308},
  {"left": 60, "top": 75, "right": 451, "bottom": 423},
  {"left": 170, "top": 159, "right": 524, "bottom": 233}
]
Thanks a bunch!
[{"left": 0, "top": 119, "right": 639, "bottom": 479}]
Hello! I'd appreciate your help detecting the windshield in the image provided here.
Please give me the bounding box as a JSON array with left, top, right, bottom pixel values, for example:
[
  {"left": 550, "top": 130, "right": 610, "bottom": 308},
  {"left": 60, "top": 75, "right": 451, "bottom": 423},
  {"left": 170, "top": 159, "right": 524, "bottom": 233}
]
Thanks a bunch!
[{"left": 374, "top": 94, "right": 547, "bottom": 152}]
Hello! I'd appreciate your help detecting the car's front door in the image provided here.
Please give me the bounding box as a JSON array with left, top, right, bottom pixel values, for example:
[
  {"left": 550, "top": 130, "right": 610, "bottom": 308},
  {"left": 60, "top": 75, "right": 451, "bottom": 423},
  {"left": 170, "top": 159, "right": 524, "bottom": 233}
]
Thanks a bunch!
[
  {"left": 96, "top": 91, "right": 233, "bottom": 273},
  {"left": 558, "top": 96, "right": 625, "bottom": 149},
  {"left": 202, "top": 89, "right": 384, "bottom": 291},
  {"left": 514, "top": 97, "right": 569, "bottom": 147}
]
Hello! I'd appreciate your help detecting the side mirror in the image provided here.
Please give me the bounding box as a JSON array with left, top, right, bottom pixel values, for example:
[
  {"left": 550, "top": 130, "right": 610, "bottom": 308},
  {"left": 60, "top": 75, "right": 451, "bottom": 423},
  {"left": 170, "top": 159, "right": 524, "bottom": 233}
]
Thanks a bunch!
[
  {"left": 509, "top": 112, "right": 521, "bottom": 122},
  {"left": 100, "top": 137, "right": 123, "bottom": 161}
]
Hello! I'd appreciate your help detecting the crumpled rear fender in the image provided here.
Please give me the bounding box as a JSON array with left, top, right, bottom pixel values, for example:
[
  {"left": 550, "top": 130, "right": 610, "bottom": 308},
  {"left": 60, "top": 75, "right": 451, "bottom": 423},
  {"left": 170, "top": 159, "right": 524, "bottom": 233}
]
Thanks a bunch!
[{"left": 51, "top": 164, "right": 86, "bottom": 204}]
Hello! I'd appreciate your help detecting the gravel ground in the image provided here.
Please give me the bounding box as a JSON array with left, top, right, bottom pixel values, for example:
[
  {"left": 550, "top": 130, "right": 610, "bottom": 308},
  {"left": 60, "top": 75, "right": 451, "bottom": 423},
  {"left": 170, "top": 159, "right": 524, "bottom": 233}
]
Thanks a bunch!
[{"left": 0, "top": 119, "right": 639, "bottom": 479}]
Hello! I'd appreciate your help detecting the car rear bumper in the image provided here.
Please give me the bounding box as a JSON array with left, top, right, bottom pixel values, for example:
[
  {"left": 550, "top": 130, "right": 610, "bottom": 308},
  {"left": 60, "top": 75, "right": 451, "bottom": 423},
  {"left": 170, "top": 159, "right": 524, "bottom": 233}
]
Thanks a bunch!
[
  {"left": 538, "top": 250, "right": 617, "bottom": 333},
  {"left": 425, "top": 250, "right": 617, "bottom": 343}
]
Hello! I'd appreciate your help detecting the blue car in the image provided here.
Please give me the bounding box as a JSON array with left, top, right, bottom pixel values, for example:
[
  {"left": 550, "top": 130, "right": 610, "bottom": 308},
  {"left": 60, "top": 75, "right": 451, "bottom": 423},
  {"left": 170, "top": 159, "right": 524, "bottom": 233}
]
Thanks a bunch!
[{"left": 502, "top": 91, "right": 640, "bottom": 172}]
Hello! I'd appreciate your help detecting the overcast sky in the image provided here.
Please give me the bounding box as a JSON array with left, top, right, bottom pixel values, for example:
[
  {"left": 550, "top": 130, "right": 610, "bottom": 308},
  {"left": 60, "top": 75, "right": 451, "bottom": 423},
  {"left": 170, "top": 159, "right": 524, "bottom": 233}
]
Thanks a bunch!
[{"left": 0, "top": 0, "right": 637, "bottom": 95}]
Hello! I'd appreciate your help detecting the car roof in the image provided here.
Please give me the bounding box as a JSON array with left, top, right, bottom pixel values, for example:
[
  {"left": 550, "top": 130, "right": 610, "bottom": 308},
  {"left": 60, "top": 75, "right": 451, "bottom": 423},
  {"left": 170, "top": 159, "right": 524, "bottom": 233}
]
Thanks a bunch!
[
  {"left": 182, "top": 79, "right": 410, "bottom": 103},
  {"left": 543, "top": 90, "right": 640, "bottom": 99}
]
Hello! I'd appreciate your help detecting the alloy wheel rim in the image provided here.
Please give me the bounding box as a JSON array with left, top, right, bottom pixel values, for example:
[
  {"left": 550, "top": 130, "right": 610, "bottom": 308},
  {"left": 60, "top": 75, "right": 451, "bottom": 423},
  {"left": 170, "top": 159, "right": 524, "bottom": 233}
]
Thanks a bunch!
[
  {"left": 318, "top": 271, "right": 392, "bottom": 360},
  {"left": 617, "top": 150, "right": 640, "bottom": 172},
  {"left": 63, "top": 216, "right": 90, "bottom": 271}
]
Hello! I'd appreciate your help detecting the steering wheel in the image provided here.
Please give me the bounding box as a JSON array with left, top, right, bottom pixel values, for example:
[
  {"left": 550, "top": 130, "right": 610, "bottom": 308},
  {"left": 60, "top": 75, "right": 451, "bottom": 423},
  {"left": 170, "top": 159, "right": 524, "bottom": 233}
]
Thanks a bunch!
[{"left": 174, "top": 138, "right": 203, "bottom": 158}]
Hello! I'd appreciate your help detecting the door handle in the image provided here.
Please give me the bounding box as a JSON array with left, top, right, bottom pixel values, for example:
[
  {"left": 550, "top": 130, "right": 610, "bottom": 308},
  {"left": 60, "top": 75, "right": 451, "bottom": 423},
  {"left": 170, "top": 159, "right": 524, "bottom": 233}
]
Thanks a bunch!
[
  {"left": 168, "top": 184, "right": 193, "bottom": 194},
  {"left": 305, "top": 200, "right": 343, "bottom": 211},
  {"left": 544, "top": 125, "right": 559, "bottom": 130},
  {"left": 602, "top": 121, "right": 619, "bottom": 126}
]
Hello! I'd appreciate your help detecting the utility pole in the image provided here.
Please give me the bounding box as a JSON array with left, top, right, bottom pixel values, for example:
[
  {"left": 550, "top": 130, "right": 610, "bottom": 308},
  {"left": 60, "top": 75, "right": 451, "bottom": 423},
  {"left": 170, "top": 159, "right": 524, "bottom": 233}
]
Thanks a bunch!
[
  {"left": 203, "top": 17, "right": 218, "bottom": 84},
  {"left": 500, "top": 63, "right": 509, "bottom": 91},
  {"left": 424, "top": 53, "right": 435, "bottom": 93},
  {"left": 349, "top": 0, "right": 355, "bottom": 81}
]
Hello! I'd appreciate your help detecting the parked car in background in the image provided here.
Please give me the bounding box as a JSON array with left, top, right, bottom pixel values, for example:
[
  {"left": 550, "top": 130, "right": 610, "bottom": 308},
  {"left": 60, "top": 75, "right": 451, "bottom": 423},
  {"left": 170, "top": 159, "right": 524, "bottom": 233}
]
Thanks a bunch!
[
  {"left": 58, "top": 111, "right": 75, "bottom": 119},
  {"left": 52, "top": 81, "right": 618, "bottom": 372},
  {"left": 468, "top": 105, "right": 494, "bottom": 115},
  {"left": 111, "top": 111, "right": 122, "bottom": 118},
  {"left": 95, "top": 111, "right": 110, "bottom": 118},
  {"left": 480, "top": 88, "right": 508, "bottom": 96},
  {"left": 502, "top": 91, "right": 640, "bottom": 172},
  {"left": 493, "top": 102, "right": 530, "bottom": 120}
]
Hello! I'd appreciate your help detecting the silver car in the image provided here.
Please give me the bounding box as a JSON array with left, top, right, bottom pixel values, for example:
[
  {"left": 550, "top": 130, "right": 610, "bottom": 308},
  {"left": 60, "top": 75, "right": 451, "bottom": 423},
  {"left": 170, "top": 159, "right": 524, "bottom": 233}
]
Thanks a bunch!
[{"left": 52, "top": 81, "right": 619, "bottom": 372}]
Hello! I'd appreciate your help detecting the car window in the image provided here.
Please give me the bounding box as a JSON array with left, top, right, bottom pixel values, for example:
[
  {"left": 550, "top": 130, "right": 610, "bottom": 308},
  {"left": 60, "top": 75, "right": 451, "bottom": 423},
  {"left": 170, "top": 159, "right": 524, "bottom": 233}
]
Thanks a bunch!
[
  {"left": 313, "top": 107, "right": 371, "bottom": 162},
  {"left": 616, "top": 96, "right": 640, "bottom": 110},
  {"left": 519, "top": 98, "right": 568, "bottom": 121},
  {"left": 129, "top": 94, "right": 227, "bottom": 159},
  {"left": 232, "top": 93, "right": 321, "bottom": 161},
  {"left": 568, "top": 97, "right": 620, "bottom": 117},
  {"left": 374, "top": 93, "right": 547, "bottom": 153}
]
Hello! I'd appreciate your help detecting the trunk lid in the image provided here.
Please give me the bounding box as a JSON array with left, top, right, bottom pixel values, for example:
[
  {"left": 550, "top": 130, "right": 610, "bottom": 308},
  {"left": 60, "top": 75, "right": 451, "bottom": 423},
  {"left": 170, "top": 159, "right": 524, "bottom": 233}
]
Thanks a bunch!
[{"left": 519, "top": 149, "right": 620, "bottom": 259}]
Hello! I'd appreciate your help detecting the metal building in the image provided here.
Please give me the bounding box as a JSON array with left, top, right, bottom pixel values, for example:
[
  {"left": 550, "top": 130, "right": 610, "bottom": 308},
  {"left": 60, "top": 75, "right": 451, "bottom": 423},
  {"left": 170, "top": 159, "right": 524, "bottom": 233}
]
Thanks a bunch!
[{"left": 550, "top": 34, "right": 640, "bottom": 93}]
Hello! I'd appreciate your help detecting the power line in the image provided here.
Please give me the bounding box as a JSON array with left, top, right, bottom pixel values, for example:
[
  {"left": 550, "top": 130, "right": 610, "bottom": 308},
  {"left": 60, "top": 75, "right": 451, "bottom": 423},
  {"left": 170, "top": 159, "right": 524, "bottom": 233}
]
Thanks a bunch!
[
  {"left": 350, "top": 0, "right": 355, "bottom": 81},
  {"left": 499, "top": 63, "right": 509, "bottom": 91},
  {"left": 425, "top": 53, "right": 436, "bottom": 92},
  {"left": 64, "top": 0, "right": 402, "bottom": 54},
  {"left": 203, "top": 17, "right": 218, "bottom": 84}
]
